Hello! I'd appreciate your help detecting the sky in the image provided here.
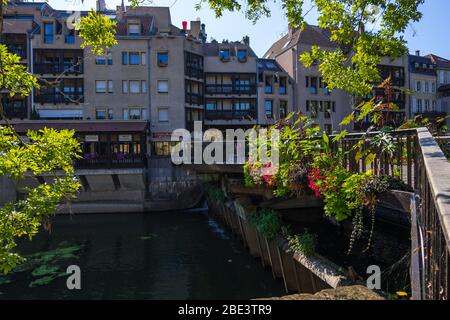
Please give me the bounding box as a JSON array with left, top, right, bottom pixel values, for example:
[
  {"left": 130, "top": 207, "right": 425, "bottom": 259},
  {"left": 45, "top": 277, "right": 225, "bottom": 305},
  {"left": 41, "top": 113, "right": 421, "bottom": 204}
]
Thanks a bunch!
[{"left": 48, "top": 0, "right": 450, "bottom": 59}]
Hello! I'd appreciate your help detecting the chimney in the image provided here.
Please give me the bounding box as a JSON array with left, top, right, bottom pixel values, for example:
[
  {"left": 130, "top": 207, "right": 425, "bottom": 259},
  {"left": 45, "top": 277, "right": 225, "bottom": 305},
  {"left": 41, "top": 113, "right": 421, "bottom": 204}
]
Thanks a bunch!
[
  {"left": 200, "top": 23, "right": 207, "bottom": 43},
  {"left": 96, "top": 0, "right": 106, "bottom": 12},
  {"left": 416, "top": 50, "right": 421, "bottom": 57},
  {"left": 189, "top": 20, "right": 201, "bottom": 39},
  {"left": 242, "top": 35, "right": 250, "bottom": 46}
]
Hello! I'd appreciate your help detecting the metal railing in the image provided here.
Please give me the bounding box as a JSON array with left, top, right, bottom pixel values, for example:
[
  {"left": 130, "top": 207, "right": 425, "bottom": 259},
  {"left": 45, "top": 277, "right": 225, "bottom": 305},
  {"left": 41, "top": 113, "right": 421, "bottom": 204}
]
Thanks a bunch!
[
  {"left": 205, "top": 109, "right": 256, "bottom": 121},
  {"left": 330, "top": 128, "right": 450, "bottom": 300},
  {"left": 75, "top": 154, "right": 145, "bottom": 169},
  {"left": 205, "top": 84, "right": 257, "bottom": 95},
  {"left": 34, "top": 63, "right": 83, "bottom": 75}
]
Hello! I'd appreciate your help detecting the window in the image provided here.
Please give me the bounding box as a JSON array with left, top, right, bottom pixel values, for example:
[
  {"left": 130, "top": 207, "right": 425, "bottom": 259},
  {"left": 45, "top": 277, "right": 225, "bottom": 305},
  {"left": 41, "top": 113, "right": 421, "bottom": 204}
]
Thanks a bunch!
[
  {"left": 107, "top": 51, "right": 113, "bottom": 65},
  {"left": 206, "top": 102, "right": 217, "bottom": 111},
  {"left": 129, "top": 52, "right": 140, "bottom": 65},
  {"left": 432, "top": 100, "right": 436, "bottom": 112},
  {"left": 44, "top": 22, "right": 54, "bottom": 44},
  {"left": 128, "top": 23, "right": 141, "bottom": 36},
  {"left": 157, "top": 80, "right": 169, "bottom": 93},
  {"left": 265, "top": 100, "right": 273, "bottom": 118},
  {"left": 96, "top": 55, "right": 106, "bottom": 65},
  {"left": 141, "top": 52, "right": 146, "bottom": 65},
  {"left": 324, "top": 101, "right": 331, "bottom": 118},
  {"left": 123, "top": 108, "right": 144, "bottom": 120},
  {"left": 324, "top": 124, "right": 332, "bottom": 135},
  {"left": 237, "top": 49, "right": 247, "bottom": 62},
  {"left": 153, "top": 142, "right": 175, "bottom": 156},
  {"left": 95, "top": 80, "right": 107, "bottom": 93},
  {"left": 417, "top": 99, "right": 423, "bottom": 113},
  {"left": 95, "top": 109, "right": 107, "bottom": 120},
  {"left": 219, "top": 48, "right": 230, "bottom": 62},
  {"left": 431, "top": 81, "right": 436, "bottom": 93},
  {"left": 108, "top": 80, "right": 113, "bottom": 93},
  {"left": 157, "top": 52, "right": 168, "bottom": 67},
  {"left": 310, "top": 101, "right": 318, "bottom": 118},
  {"left": 279, "top": 100, "right": 287, "bottom": 118},
  {"left": 425, "top": 82, "right": 429, "bottom": 93},
  {"left": 279, "top": 77, "right": 287, "bottom": 95},
  {"left": 425, "top": 99, "right": 430, "bottom": 112},
  {"left": 141, "top": 81, "right": 147, "bottom": 93},
  {"left": 158, "top": 108, "right": 169, "bottom": 122},
  {"left": 122, "top": 52, "right": 128, "bottom": 65},
  {"left": 265, "top": 76, "right": 273, "bottom": 94},
  {"left": 122, "top": 80, "right": 128, "bottom": 93},
  {"left": 130, "top": 81, "right": 140, "bottom": 94},
  {"left": 65, "top": 29, "right": 75, "bottom": 44},
  {"left": 416, "top": 80, "right": 421, "bottom": 92},
  {"left": 309, "top": 77, "right": 318, "bottom": 94}
]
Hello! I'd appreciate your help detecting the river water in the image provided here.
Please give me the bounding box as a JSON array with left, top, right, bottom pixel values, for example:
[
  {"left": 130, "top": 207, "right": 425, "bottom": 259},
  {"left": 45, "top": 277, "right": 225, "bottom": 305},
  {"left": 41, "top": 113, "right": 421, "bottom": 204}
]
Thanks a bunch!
[{"left": 0, "top": 210, "right": 285, "bottom": 300}]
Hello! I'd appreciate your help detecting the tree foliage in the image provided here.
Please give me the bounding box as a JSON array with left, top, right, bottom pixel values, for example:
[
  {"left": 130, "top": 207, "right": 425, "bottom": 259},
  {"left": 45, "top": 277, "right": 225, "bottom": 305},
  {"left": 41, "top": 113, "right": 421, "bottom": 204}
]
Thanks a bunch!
[
  {"left": 76, "top": 11, "right": 118, "bottom": 56},
  {"left": 0, "top": 127, "right": 81, "bottom": 274}
]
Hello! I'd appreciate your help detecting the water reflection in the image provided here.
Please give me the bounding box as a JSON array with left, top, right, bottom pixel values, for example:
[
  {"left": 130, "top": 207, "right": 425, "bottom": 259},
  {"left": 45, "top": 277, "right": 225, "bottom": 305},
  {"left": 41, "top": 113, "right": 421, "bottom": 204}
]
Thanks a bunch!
[{"left": 0, "top": 211, "right": 285, "bottom": 300}]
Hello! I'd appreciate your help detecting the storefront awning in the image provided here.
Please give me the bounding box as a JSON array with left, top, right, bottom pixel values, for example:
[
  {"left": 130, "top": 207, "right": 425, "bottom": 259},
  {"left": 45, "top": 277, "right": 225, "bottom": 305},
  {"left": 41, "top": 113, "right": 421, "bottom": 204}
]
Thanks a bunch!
[{"left": 5, "top": 121, "right": 150, "bottom": 134}]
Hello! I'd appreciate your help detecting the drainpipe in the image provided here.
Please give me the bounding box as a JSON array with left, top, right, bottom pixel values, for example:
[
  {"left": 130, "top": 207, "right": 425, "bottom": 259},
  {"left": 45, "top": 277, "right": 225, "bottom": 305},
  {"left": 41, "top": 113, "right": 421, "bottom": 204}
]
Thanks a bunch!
[{"left": 28, "top": 23, "right": 40, "bottom": 120}]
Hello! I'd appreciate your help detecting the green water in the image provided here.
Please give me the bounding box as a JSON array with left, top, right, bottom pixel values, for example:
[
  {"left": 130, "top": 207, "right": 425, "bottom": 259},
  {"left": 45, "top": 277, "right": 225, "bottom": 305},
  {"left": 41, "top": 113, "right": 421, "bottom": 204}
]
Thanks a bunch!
[{"left": 0, "top": 211, "right": 285, "bottom": 300}]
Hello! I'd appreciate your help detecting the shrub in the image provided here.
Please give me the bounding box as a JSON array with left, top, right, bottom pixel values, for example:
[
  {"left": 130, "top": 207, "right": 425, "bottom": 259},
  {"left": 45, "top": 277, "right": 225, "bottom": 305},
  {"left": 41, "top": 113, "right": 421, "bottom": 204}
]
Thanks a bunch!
[
  {"left": 205, "top": 185, "right": 225, "bottom": 202},
  {"left": 251, "top": 209, "right": 282, "bottom": 240},
  {"left": 287, "top": 229, "right": 318, "bottom": 257}
]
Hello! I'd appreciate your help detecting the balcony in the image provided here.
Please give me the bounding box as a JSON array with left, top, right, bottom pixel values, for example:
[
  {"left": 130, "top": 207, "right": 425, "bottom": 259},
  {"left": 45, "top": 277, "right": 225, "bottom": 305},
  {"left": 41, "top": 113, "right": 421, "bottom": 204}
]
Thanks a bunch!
[
  {"left": 185, "top": 93, "right": 204, "bottom": 106},
  {"left": 75, "top": 153, "right": 145, "bottom": 170},
  {"left": 185, "top": 66, "right": 204, "bottom": 80},
  {"left": 205, "top": 109, "right": 256, "bottom": 121},
  {"left": 438, "top": 84, "right": 450, "bottom": 97},
  {"left": 34, "top": 63, "right": 83, "bottom": 75},
  {"left": 1, "top": 99, "right": 27, "bottom": 119},
  {"left": 35, "top": 93, "right": 84, "bottom": 105},
  {"left": 205, "top": 84, "right": 256, "bottom": 95}
]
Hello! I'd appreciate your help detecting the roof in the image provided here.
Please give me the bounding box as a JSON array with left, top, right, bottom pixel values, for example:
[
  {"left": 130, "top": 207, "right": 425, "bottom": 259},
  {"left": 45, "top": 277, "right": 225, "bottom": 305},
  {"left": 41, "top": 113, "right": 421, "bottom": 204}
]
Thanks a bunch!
[
  {"left": 408, "top": 54, "right": 436, "bottom": 75},
  {"left": 7, "top": 121, "right": 149, "bottom": 134},
  {"left": 203, "top": 42, "right": 258, "bottom": 57},
  {"left": 427, "top": 54, "right": 450, "bottom": 70},
  {"left": 264, "top": 24, "right": 334, "bottom": 59},
  {"left": 257, "top": 59, "right": 284, "bottom": 72},
  {"left": 116, "top": 16, "right": 154, "bottom": 36}
]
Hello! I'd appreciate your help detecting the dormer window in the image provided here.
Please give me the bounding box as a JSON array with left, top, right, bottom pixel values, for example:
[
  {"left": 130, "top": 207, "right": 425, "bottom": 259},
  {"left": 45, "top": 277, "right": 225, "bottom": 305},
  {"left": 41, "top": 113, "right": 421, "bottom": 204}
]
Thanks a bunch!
[
  {"left": 44, "top": 22, "right": 54, "bottom": 43},
  {"left": 219, "top": 48, "right": 230, "bottom": 62},
  {"left": 128, "top": 23, "right": 141, "bottom": 36},
  {"left": 237, "top": 49, "right": 247, "bottom": 62}
]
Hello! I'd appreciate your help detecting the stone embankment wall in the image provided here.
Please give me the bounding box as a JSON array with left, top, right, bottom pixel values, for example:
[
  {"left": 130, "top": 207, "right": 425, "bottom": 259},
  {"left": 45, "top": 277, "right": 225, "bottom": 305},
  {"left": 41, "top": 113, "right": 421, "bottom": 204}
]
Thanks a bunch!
[{"left": 206, "top": 195, "right": 353, "bottom": 295}]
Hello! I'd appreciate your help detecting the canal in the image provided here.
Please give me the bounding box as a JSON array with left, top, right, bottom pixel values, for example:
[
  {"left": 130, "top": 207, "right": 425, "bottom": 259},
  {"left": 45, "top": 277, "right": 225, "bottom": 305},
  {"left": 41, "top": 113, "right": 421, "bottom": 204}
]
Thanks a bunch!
[{"left": 0, "top": 210, "right": 285, "bottom": 300}]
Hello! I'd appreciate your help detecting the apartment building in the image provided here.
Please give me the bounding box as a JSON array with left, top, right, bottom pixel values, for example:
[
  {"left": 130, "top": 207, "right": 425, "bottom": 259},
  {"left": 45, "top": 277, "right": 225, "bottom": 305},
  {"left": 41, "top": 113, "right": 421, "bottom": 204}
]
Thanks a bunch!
[
  {"left": 257, "top": 59, "right": 294, "bottom": 125},
  {"left": 408, "top": 52, "right": 439, "bottom": 119},
  {"left": 427, "top": 54, "right": 450, "bottom": 128},
  {"left": 264, "top": 24, "right": 352, "bottom": 134},
  {"left": 2, "top": 2, "right": 296, "bottom": 160},
  {"left": 203, "top": 41, "right": 258, "bottom": 130}
]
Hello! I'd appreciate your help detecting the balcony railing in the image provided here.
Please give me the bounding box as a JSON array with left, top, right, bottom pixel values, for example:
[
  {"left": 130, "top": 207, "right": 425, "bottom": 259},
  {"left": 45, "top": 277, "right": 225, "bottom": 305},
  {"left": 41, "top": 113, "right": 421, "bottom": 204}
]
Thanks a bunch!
[
  {"left": 205, "top": 109, "right": 256, "bottom": 121},
  {"left": 34, "top": 62, "right": 83, "bottom": 75},
  {"left": 185, "top": 93, "right": 203, "bottom": 106},
  {"left": 35, "top": 93, "right": 84, "bottom": 104},
  {"left": 334, "top": 129, "right": 450, "bottom": 300},
  {"left": 205, "top": 84, "right": 256, "bottom": 95},
  {"left": 185, "top": 66, "right": 204, "bottom": 80},
  {"left": 75, "top": 154, "right": 145, "bottom": 170}
]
